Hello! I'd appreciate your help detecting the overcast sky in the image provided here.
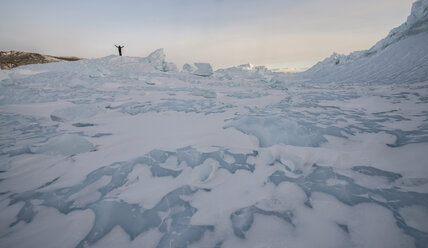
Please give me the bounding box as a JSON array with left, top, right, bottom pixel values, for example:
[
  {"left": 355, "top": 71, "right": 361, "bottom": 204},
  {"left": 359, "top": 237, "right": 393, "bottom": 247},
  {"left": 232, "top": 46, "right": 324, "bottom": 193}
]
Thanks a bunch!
[{"left": 0, "top": 0, "right": 414, "bottom": 69}]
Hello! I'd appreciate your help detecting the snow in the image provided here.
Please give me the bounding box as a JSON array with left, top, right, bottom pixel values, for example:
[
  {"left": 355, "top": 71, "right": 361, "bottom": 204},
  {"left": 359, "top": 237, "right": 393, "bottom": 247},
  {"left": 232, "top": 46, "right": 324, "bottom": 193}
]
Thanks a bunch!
[{"left": 1, "top": 1, "right": 428, "bottom": 247}]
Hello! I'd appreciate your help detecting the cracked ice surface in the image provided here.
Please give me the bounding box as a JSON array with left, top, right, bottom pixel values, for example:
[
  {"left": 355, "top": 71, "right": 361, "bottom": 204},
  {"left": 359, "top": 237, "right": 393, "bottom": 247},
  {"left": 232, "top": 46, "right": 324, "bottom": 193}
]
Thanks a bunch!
[{"left": 0, "top": 45, "right": 428, "bottom": 248}]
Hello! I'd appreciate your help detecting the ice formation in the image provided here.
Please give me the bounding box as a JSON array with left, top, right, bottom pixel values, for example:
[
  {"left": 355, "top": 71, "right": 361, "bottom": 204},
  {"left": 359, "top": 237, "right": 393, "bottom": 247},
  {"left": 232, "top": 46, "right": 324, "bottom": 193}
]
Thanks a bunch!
[
  {"left": 1, "top": 1, "right": 428, "bottom": 248},
  {"left": 297, "top": 0, "right": 428, "bottom": 84},
  {"left": 193, "top": 63, "right": 213, "bottom": 77},
  {"left": 182, "top": 63, "right": 196, "bottom": 73},
  {"left": 33, "top": 134, "right": 95, "bottom": 156},
  {"left": 143, "top": 48, "right": 177, "bottom": 72}
]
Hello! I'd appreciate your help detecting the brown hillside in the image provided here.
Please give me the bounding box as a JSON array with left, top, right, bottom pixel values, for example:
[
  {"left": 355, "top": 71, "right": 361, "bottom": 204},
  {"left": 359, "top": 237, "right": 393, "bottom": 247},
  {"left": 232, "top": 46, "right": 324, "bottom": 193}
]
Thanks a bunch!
[{"left": 0, "top": 51, "right": 82, "bottom": 70}]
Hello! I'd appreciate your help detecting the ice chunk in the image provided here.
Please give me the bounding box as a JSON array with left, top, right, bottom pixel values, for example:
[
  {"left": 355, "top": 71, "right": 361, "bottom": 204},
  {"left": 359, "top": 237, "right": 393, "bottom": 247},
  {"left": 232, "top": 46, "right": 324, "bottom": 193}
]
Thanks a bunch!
[
  {"left": 34, "top": 134, "right": 95, "bottom": 156},
  {"left": 51, "top": 105, "right": 103, "bottom": 122},
  {"left": 182, "top": 63, "right": 196, "bottom": 73},
  {"left": 193, "top": 63, "right": 213, "bottom": 77},
  {"left": 147, "top": 48, "right": 166, "bottom": 65},
  {"left": 227, "top": 115, "right": 327, "bottom": 147},
  {"left": 162, "top": 62, "right": 178, "bottom": 72},
  {"left": 145, "top": 48, "right": 177, "bottom": 72}
]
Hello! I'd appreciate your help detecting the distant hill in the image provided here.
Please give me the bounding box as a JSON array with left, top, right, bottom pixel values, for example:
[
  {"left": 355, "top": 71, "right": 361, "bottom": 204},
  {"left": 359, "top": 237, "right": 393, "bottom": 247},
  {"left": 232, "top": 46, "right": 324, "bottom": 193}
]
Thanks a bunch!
[{"left": 0, "top": 51, "right": 82, "bottom": 70}]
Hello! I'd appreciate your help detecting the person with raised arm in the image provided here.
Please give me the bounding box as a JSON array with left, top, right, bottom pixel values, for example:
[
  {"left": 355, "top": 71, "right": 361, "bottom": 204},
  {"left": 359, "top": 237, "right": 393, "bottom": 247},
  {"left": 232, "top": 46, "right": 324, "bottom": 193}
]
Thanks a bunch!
[{"left": 115, "top": 45, "right": 124, "bottom": 56}]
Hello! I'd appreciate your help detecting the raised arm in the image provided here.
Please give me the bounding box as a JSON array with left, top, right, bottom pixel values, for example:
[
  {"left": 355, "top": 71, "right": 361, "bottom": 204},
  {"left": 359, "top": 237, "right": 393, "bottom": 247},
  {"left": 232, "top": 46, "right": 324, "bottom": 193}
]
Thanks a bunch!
[{"left": 115, "top": 45, "right": 119, "bottom": 48}]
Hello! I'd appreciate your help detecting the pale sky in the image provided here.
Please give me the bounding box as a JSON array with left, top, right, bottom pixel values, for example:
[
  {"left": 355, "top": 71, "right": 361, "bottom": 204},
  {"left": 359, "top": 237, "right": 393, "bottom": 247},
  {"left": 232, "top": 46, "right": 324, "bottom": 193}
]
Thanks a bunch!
[{"left": 0, "top": 0, "right": 414, "bottom": 69}]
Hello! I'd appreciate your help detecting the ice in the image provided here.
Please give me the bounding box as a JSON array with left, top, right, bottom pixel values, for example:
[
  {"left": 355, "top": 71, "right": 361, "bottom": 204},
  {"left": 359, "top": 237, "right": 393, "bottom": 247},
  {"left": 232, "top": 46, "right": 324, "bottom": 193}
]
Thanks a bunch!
[
  {"left": 111, "top": 99, "right": 232, "bottom": 115},
  {"left": 4, "top": 147, "right": 259, "bottom": 246},
  {"left": 351, "top": 165, "right": 402, "bottom": 182},
  {"left": 182, "top": 63, "right": 196, "bottom": 73},
  {"left": 90, "top": 226, "right": 163, "bottom": 248},
  {"left": 347, "top": 203, "right": 415, "bottom": 248},
  {"left": 193, "top": 63, "right": 213, "bottom": 77},
  {"left": 72, "top": 122, "right": 95, "bottom": 127},
  {"left": 50, "top": 105, "right": 103, "bottom": 122},
  {"left": 144, "top": 48, "right": 177, "bottom": 72},
  {"left": 33, "top": 134, "right": 95, "bottom": 156},
  {"left": 191, "top": 160, "right": 216, "bottom": 184},
  {"left": 191, "top": 89, "right": 217, "bottom": 99},
  {"left": 0, "top": 207, "right": 94, "bottom": 248},
  {"left": 369, "top": 0, "right": 428, "bottom": 53},
  {"left": 215, "top": 63, "right": 271, "bottom": 80},
  {"left": 226, "top": 115, "right": 328, "bottom": 147},
  {"left": 268, "top": 164, "right": 428, "bottom": 246},
  {"left": 1, "top": 2, "right": 428, "bottom": 247},
  {"left": 399, "top": 205, "right": 428, "bottom": 232},
  {"left": 293, "top": 0, "right": 428, "bottom": 85},
  {"left": 230, "top": 206, "right": 293, "bottom": 239}
]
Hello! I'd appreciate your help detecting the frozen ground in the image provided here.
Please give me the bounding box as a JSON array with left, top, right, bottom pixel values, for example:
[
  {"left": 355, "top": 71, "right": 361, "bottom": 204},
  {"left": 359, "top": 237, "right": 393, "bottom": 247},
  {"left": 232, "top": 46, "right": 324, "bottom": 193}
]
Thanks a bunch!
[{"left": 1, "top": 1, "right": 428, "bottom": 247}]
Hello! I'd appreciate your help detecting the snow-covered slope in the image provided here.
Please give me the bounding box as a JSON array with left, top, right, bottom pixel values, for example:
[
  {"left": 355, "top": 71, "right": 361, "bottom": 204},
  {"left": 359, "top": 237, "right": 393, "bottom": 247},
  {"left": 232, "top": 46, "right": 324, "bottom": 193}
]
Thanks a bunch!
[
  {"left": 298, "top": 0, "right": 428, "bottom": 84},
  {"left": 1, "top": 2, "right": 428, "bottom": 248}
]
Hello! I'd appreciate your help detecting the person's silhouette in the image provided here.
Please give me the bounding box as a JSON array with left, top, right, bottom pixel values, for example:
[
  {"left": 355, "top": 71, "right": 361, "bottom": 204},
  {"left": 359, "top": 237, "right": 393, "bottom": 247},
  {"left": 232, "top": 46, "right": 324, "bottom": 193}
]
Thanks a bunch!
[{"left": 115, "top": 45, "right": 124, "bottom": 56}]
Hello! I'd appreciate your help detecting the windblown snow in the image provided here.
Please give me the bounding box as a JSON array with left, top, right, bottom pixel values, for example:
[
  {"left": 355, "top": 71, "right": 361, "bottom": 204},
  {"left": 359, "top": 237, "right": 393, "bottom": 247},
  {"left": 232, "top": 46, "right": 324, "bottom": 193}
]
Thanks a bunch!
[{"left": 1, "top": 1, "right": 428, "bottom": 248}]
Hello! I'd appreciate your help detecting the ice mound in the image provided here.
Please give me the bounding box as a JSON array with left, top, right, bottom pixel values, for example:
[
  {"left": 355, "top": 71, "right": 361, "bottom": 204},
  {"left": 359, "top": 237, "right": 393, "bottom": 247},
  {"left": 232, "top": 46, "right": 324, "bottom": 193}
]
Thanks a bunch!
[
  {"left": 34, "top": 134, "right": 95, "bottom": 156},
  {"left": 51, "top": 105, "right": 103, "bottom": 122},
  {"left": 143, "top": 48, "right": 177, "bottom": 72},
  {"left": 193, "top": 63, "right": 213, "bottom": 77}
]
